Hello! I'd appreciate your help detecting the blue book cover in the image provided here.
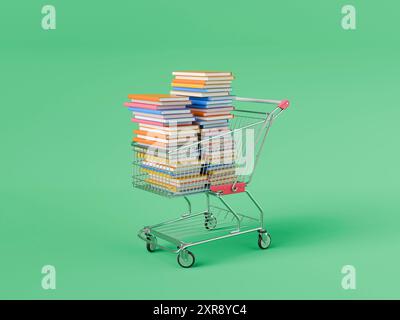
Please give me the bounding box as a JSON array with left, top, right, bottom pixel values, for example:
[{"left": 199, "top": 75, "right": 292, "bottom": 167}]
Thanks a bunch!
[
  {"left": 200, "top": 123, "right": 229, "bottom": 129},
  {"left": 190, "top": 104, "right": 233, "bottom": 110},
  {"left": 188, "top": 104, "right": 209, "bottom": 109},
  {"left": 191, "top": 100, "right": 233, "bottom": 106},
  {"left": 190, "top": 96, "right": 235, "bottom": 101},
  {"left": 128, "top": 107, "right": 190, "bottom": 115}
]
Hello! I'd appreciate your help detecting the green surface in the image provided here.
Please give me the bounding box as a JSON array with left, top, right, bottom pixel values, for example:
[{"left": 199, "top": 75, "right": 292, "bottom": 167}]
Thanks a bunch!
[{"left": 1, "top": 0, "right": 399, "bottom": 299}]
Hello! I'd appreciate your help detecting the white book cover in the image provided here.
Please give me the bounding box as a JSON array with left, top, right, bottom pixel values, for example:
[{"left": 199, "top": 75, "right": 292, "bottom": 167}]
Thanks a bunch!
[
  {"left": 135, "top": 115, "right": 195, "bottom": 123},
  {"left": 171, "top": 90, "right": 230, "bottom": 98},
  {"left": 172, "top": 71, "right": 232, "bottom": 77},
  {"left": 146, "top": 109, "right": 192, "bottom": 115},
  {"left": 138, "top": 128, "right": 199, "bottom": 138},
  {"left": 137, "top": 135, "right": 197, "bottom": 144},
  {"left": 174, "top": 75, "right": 234, "bottom": 81},
  {"left": 172, "top": 84, "right": 232, "bottom": 89},
  {"left": 139, "top": 123, "right": 199, "bottom": 130},
  {"left": 173, "top": 88, "right": 232, "bottom": 93},
  {"left": 132, "top": 112, "right": 193, "bottom": 119},
  {"left": 130, "top": 99, "right": 189, "bottom": 106},
  {"left": 139, "top": 124, "right": 199, "bottom": 134}
]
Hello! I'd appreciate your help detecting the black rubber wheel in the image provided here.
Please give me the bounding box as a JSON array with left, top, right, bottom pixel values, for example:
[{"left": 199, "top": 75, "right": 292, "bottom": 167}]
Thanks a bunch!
[
  {"left": 177, "top": 250, "right": 195, "bottom": 268},
  {"left": 204, "top": 215, "right": 217, "bottom": 230},
  {"left": 146, "top": 235, "right": 157, "bottom": 252},
  {"left": 258, "top": 233, "right": 271, "bottom": 249}
]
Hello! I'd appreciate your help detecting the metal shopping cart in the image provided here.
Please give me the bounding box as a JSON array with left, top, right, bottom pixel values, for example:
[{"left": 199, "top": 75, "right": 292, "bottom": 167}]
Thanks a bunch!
[{"left": 134, "top": 97, "right": 290, "bottom": 267}]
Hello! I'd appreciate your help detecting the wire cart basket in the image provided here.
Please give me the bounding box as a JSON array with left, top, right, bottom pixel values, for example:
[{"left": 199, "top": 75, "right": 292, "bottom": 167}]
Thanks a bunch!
[{"left": 134, "top": 97, "right": 290, "bottom": 267}]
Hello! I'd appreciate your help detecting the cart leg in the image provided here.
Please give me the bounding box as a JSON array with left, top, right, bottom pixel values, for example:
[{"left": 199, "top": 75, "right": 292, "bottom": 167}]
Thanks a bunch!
[
  {"left": 182, "top": 196, "right": 192, "bottom": 217},
  {"left": 145, "top": 233, "right": 157, "bottom": 252},
  {"left": 245, "top": 190, "right": 264, "bottom": 230},
  {"left": 213, "top": 194, "right": 241, "bottom": 232},
  {"left": 203, "top": 193, "right": 217, "bottom": 229},
  {"left": 205, "top": 192, "right": 210, "bottom": 214}
]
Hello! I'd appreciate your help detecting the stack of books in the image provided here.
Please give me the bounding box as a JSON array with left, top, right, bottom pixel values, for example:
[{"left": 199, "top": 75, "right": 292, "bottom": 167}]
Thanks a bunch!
[
  {"left": 126, "top": 94, "right": 207, "bottom": 195},
  {"left": 170, "top": 71, "right": 237, "bottom": 187}
]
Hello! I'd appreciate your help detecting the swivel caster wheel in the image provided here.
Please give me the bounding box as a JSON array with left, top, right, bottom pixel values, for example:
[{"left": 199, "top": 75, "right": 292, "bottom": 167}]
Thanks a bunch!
[
  {"left": 146, "top": 234, "right": 157, "bottom": 252},
  {"left": 258, "top": 232, "right": 271, "bottom": 249},
  {"left": 177, "top": 250, "right": 195, "bottom": 268},
  {"left": 204, "top": 215, "right": 217, "bottom": 230}
]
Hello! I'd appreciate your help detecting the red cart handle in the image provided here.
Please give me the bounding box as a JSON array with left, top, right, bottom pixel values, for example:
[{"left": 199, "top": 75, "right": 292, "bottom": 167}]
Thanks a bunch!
[
  {"left": 235, "top": 97, "right": 290, "bottom": 110},
  {"left": 278, "top": 100, "right": 290, "bottom": 110}
]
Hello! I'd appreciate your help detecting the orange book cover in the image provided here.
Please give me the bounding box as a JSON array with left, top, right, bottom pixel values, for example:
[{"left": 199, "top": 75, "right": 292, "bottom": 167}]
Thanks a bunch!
[
  {"left": 134, "top": 129, "right": 169, "bottom": 140},
  {"left": 127, "top": 94, "right": 186, "bottom": 102},
  {"left": 171, "top": 79, "right": 207, "bottom": 85},
  {"left": 171, "top": 82, "right": 206, "bottom": 88},
  {"left": 133, "top": 137, "right": 167, "bottom": 148}
]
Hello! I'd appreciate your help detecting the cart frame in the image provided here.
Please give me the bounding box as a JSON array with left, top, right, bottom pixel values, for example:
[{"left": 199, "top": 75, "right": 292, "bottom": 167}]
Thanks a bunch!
[{"left": 135, "top": 96, "right": 290, "bottom": 267}]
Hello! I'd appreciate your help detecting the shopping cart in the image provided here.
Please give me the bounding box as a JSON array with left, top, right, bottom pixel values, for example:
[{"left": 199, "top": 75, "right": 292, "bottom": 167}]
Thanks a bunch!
[{"left": 134, "top": 97, "right": 290, "bottom": 267}]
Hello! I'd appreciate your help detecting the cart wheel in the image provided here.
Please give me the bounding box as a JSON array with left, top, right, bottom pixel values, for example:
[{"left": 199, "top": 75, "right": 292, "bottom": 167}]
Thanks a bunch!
[
  {"left": 146, "top": 234, "right": 157, "bottom": 252},
  {"left": 177, "top": 250, "right": 195, "bottom": 268},
  {"left": 204, "top": 215, "right": 217, "bottom": 230},
  {"left": 258, "top": 232, "right": 271, "bottom": 250}
]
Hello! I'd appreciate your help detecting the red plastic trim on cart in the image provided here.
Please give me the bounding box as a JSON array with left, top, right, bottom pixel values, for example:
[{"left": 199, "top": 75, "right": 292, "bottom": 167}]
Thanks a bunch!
[
  {"left": 278, "top": 100, "right": 290, "bottom": 110},
  {"left": 210, "top": 182, "right": 246, "bottom": 195}
]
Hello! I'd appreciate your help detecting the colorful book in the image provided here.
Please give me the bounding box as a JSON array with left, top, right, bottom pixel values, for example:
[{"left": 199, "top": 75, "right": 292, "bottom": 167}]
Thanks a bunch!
[
  {"left": 171, "top": 87, "right": 232, "bottom": 93},
  {"left": 171, "top": 79, "right": 232, "bottom": 85},
  {"left": 134, "top": 115, "right": 195, "bottom": 123},
  {"left": 134, "top": 130, "right": 198, "bottom": 140},
  {"left": 190, "top": 96, "right": 235, "bottom": 101},
  {"left": 195, "top": 115, "right": 234, "bottom": 121},
  {"left": 171, "top": 90, "right": 230, "bottom": 97},
  {"left": 139, "top": 123, "right": 200, "bottom": 132},
  {"left": 134, "top": 137, "right": 196, "bottom": 148},
  {"left": 128, "top": 94, "right": 189, "bottom": 102},
  {"left": 124, "top": 102, "right": 188, "bottom": 110},
  {"left": 171, "top": 83, "right": 231, "bottom": 89},
  {"left": 190, "top": 102, "right": 233, "bottom": 108},
  {"left": 195, "top": 119, "right": 228, "bottom": 125},
  {"left": 174, "top": 75, "right": 234, "bottom": 81},
  {"left": 128, "top": 107, "right": 191, "bottom": 115},
  {"left": 136, "top": 135, "right": 197, "bottom": 144},
  {"left": 172, "top": 71, "right": 233, "bottom": 77},
  {"left": 132, "top": 118, "right": 193, "bottom": 127},
  {"left": 190, "top": 110, "right": 232, "bottom": 117},
  {"left": 198, "top": 123, "right": 229, "bottom": 129},
  {"left": 190, "top": 106, "right": 233, "bottom": 112},
  {"left": 132, "top": 112, "right": 194, "bottom": 120},
  {"left": 129, "top": 99, "right": 190, "bottom": 106}
]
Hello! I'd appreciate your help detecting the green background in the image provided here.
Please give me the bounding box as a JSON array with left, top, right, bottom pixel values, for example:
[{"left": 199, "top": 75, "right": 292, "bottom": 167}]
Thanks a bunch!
[{"left": 1, "top": 0, "right": 399, "bottom": 299}]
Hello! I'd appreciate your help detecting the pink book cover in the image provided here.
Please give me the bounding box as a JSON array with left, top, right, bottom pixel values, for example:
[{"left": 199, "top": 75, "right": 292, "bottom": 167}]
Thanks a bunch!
[{"left": 124, "top": 102, "right": 186, "bottom": 110}]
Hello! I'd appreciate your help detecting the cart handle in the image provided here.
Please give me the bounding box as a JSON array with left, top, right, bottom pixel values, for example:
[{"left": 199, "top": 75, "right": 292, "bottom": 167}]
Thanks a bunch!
[{"left": 235, "top": 97, "right": 290, "bottom": 110}]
